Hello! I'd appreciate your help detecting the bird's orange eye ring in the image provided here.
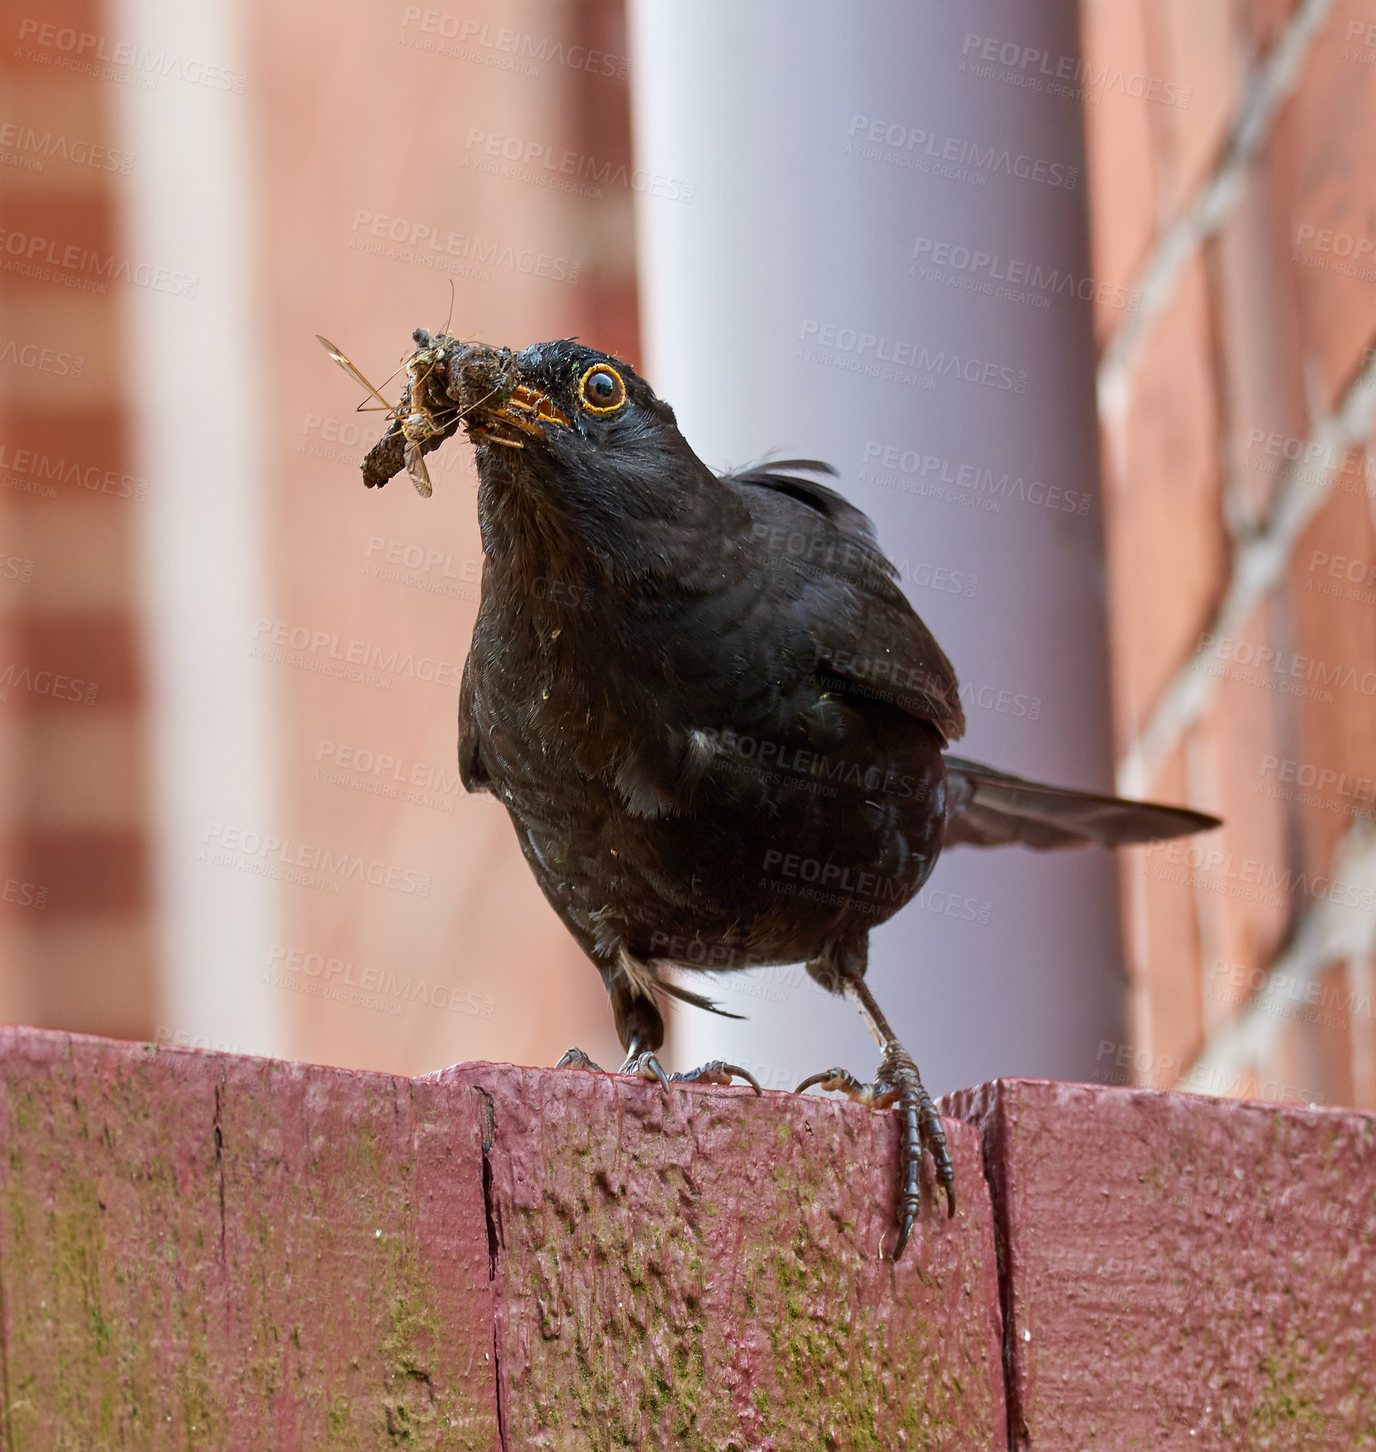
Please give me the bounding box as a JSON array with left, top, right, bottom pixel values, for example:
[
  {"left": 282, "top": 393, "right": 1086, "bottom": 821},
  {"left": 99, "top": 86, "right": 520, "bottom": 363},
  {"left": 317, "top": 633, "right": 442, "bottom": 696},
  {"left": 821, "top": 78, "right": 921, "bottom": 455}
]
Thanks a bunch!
[{"left": 578, "top": 364, "right": 626, "bottom": 415}]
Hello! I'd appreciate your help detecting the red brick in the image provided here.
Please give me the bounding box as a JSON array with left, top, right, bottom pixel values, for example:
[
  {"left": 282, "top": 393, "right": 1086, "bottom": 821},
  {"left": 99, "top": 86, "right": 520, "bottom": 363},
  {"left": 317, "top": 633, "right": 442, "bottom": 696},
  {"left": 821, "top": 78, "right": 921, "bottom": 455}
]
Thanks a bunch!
[
  {"left": 562, "top": 5, "right": 636, "bottom": 364},
  {"left": 1286, "top": 470, "right": 1376, "bottom": 873},
  {"left": 1276, "top": 0, "right": 1376, "bottom": 409},
  {"left": 0, "top": 75, "right": 113, "bottom": 204},
  {"left": 0, "top": 611, "right": 20, "bottom": 1021},
  {"left": 1313, "top": 960, "right": 1358, "bottom": 1106},
  {"left": 0, "top": 193, "right": 116, "bottom": 298},
  {"left": 1364, "top": 956, "right": 1376, "bottom": 1109},
  {"left": 1, "top": 405, "right": 132, "bottom": 493},
  {"left": 1121, "top": 746, "right": 1206, "bottom": 1085},
  {"left": 1213, "top": 157, "right": 1312, "bottom": 520},
  {"left": 569, "top": 257, "right": 640, "bottom": 369},
  {"left": 1080, "top": 0, "right": 1159, "bottom": 347},
  {"left": 1186, "top": 606, "right": 1292, "bottom": 1018},
  {"left": 1142, "top": 1, "right": 1240, "bottom": 218},
  {"left": 3, "top": 495, "right": 139, "bottom": 610},
  {"left": 1102, "top": 252, "right": 1229, "bottom": 746},
  {"left": 0, "top": 292, "right": 123, "bottom": 409},
  {"left": 1236, "top": 0, "right": 1306, "bottom": 53},
  {"left": 9, "top": 713, "right": 146, "bottom": 828},
  {"left": 252, "top": 0, "right": 626, "bottom": 1082},
  {"left": 1266, "top": 1003, "right": 1327, "bottom": 1105},
  {"left": 0, "top": 0, "right": 108, "bottom": 76},
  {"left": 12, "top": 826, "right": 147, "bottom": 915},
  {"left": 287, "top": 881, "right": 617, "bottom": 1085},
  {"left": 6, "top": 611, "right": 141, "bottom": 709},
  {"left": 2, "top": 916, "right": 156, "bottom": 1039}
]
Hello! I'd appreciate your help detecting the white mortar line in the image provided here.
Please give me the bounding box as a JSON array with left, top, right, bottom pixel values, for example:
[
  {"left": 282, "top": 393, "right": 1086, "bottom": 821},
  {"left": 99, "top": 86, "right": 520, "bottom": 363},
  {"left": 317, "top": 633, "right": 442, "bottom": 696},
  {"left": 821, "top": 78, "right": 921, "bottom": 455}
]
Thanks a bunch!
[
  {"left": 1179, "top": 820, "right": 1376, "bottom": 1097},
  {"left": 1117, "top": 350, "right": 1376, "bottom": 796},
  {"left": 1096, "top": 0, "right": 1336, "bottom": 425}
]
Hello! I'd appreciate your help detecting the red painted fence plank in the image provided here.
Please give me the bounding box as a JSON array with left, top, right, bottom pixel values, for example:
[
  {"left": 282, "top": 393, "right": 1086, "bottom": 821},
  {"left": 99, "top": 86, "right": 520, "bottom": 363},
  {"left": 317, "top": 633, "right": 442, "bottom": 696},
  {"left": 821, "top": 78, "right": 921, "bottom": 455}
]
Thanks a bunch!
[
  {"left": 434, "top": 1062, "right": 1006, "bottom": 1451},
  {"left": 946, "top": 1078, "right": 1376, "bottom": 1451},
  {"left": 0, "top": 1026, "right": 498, "bottom": 1450},
  {"left": 11, "top": 1031, "right": 1372, "bottom": 1450},
  {"left": 0, "top": 1028, "right": 1005, "bottom": 1450}
]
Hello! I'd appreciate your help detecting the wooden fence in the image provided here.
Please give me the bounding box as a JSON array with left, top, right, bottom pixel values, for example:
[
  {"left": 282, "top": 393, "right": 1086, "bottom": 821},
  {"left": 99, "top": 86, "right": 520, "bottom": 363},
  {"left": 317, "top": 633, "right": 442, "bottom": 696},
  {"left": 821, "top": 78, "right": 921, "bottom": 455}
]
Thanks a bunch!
[{"left": 0, "top": 1024, "right": 1372, "bottom": 1448}]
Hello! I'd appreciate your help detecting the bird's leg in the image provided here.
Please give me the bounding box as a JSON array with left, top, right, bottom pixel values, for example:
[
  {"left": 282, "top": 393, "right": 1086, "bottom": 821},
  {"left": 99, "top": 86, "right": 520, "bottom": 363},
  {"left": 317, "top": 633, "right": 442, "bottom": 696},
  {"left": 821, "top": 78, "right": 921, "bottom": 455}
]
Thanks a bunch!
[
  {"left": 557, "top": 980, "right": 667, "bottom": 1083},
  {"left": 617, "top": 1031, "right": 674, "bottom": 1092},
  {"left": 615, "top": 1010, "right": 764, "bottom": 1095},
  {"left": 796, "top": 965, "right": 954, "bottom": 1258}
]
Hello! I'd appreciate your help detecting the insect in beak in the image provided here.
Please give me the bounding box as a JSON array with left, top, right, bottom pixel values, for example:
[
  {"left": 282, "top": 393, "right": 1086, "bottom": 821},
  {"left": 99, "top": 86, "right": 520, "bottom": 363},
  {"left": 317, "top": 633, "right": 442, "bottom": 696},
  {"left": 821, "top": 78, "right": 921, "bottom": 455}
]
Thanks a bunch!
[{"left": 316, "top": 330, "right": 459, "bottom": 498}]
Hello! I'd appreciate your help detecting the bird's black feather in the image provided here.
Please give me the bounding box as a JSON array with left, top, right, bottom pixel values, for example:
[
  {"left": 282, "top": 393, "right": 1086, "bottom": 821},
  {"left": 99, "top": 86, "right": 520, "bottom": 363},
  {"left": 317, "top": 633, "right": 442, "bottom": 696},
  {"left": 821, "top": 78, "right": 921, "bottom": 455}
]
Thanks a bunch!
[{"left": 412, "top": 335, "right": 1219, "bottom": 1049}]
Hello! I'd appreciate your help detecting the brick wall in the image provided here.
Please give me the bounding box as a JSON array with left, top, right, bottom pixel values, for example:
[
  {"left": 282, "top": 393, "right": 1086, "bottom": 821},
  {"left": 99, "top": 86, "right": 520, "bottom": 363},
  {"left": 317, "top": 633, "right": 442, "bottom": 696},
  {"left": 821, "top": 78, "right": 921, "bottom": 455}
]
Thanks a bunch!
[
  {"left": 245, "top": 0, "right": 640, "bottom": 1075},
  {"left": 0, "top": 0, "right": 157, "bottom": 1039},
  {"left": 1082, "top": 0, "right": 1376, "bottom": 1110},
  {"left": 0, "top": 0, "right": 639, "bottom": 1074}
]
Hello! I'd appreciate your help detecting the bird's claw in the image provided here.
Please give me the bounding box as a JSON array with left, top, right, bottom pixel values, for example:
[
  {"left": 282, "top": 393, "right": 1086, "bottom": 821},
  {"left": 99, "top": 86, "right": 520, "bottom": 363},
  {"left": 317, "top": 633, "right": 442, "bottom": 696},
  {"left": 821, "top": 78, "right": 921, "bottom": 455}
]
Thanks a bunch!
[
  {"left": 796, "top": 1042, "right": 955, "bottom": 1258},
  {"left": 796, "top": 1065, "right": 867, "bottom": 1097},
  {"left": 670, "top": 1059, "right": 763, "bottom": 1094},
  {"left": 558, "top": 1049, "right": 761, "bottom": 1097},
  {"left": 619, "top": 1049, "right": 672, "bottom": 1090},
  {"left": 555, "top": 1046, "right": 604, "bottom": 1073},
  {"left": 559, "top": 1044, "right": 676, "bottom": 1092}
]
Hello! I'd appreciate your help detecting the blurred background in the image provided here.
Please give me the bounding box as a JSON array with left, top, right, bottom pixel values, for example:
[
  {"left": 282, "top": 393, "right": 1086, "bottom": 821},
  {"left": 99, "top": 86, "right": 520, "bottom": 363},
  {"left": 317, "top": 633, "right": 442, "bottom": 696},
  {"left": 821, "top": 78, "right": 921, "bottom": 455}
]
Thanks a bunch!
[{"left": 1, "top": 0, "right": 1373, "bottom": 1112}]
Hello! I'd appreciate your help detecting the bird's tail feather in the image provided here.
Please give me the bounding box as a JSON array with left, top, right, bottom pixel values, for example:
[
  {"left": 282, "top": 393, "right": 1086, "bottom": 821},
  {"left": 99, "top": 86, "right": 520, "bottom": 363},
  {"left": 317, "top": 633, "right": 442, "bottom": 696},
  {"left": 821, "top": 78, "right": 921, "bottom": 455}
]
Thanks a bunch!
[
  {"left": 619, "top": 946, "right": 746, "bottom": 1019},
  {"left": 942, "top": 756, "right": 1220, "bottom": 850},
  {"left": 656, "top": 976, "right": 747, "bottom": 1020}
]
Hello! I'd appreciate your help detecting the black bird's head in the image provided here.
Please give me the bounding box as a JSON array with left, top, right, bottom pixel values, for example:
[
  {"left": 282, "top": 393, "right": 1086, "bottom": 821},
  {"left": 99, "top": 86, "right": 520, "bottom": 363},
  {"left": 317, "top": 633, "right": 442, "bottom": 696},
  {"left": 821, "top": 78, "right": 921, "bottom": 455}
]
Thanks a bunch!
[
  {"left": 447, "top": 337, "right": 676, "bottom": 458},
  {"left": 365, "top": 335, "right": 740, "bottom": 580},
  {"left": 449, "top": 337, "right": 711, "bottom": 507}
]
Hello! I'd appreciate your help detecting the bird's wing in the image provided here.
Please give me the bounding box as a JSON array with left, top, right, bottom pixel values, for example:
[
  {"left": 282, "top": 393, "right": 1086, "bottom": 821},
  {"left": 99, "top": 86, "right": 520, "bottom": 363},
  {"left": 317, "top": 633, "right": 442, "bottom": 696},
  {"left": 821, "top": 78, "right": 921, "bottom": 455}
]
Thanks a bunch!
[
  {"left": 722, "top": 460, "right": 888, "bottom": 555},
  {"left": 942, "top": 756, "right": 1221, "bottom": 848},
  {"left": 724, "top": 461, "right": 965, "bottom": 743}
]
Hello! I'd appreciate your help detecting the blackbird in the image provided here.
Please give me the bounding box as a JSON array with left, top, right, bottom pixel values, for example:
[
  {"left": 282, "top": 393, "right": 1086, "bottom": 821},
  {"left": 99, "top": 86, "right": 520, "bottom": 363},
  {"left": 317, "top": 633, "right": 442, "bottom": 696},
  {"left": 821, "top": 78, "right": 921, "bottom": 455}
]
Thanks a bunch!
[{"left": 334, "top": 328, "right": 1221, "bottom": 1257}]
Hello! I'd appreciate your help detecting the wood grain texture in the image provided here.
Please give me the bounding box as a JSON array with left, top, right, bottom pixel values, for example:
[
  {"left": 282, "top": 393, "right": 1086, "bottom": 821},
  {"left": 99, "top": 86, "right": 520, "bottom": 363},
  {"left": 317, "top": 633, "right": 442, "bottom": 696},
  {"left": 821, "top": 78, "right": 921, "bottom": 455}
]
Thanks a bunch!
[
  {"left": 436, "top": 1061, "right": 1007, "bottom": 1452},
  {"left": 0, "top": 1025, "right": 498, "bottom": 1450},
  {"left": 36, "top": 1029, "right": 1369, "bottom": 1450},
  {"left": 946, "top": 1077, "right": 1376, "bottom": 1451}
]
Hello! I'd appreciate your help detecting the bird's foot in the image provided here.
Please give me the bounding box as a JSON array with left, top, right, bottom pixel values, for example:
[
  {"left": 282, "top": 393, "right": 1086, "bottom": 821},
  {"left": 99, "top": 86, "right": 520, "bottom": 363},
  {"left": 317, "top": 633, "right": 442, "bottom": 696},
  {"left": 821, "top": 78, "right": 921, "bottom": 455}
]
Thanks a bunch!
[
  {"left": 668, "top": 1059, "right": 763, "bottom": 1093},
  {"left": 556, "top": 1046, "right": 759, "bottom": 1093},
  {"left": 555, "top": 1046, "right": 604, "bottom": 1073},
  {"left": 622, "top": 1051, "right": 762, "bottom": 1094},
  {"left": 796, "top": 1041, "right": 954, "bottom": 1257},
  {"left": 618, "top": 1049, "right": 672, "bottom": 1090}
]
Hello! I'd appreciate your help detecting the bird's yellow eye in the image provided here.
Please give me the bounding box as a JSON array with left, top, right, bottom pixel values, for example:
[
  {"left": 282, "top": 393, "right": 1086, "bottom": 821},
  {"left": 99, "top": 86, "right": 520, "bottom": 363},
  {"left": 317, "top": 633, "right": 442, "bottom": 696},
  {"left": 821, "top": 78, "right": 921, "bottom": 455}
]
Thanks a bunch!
[{"left": 578, "top": 364, "right": 626, "bottom": 415}]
